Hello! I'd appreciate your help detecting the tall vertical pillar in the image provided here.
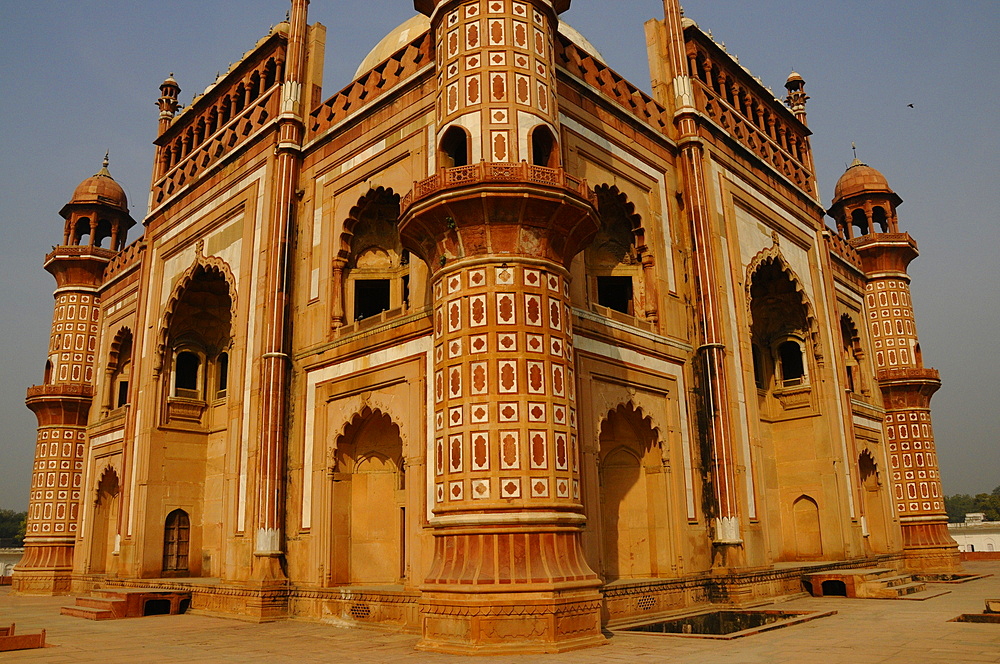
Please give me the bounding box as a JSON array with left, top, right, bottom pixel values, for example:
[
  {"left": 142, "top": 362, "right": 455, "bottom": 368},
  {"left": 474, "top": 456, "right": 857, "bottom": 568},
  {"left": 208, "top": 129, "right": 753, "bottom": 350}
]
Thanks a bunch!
[
  {"left": 830, "top": 160, "right": 960, "bottom": 573},
  {"left": 15, "top": 160, "right": 134, "bottom": 594},
  {"left": 402, "top": 0, "right": 603, "bottom": 653},
  {"left": 252, "top": 0, "right": 310, "bottom": 586},
  {"left": 655, "top": 0, "right": 743, "bottom": 561}
]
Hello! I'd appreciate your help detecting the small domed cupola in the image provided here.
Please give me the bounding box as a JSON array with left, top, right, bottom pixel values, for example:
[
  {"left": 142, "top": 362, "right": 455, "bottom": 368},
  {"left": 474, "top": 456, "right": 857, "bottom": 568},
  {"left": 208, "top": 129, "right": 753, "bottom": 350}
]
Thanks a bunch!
[
  {"left": 58, "top": 155, "right": 137, "bottom": 250},
  {"left": 828, "top": 157, "right": 902, "bottom": 240}
]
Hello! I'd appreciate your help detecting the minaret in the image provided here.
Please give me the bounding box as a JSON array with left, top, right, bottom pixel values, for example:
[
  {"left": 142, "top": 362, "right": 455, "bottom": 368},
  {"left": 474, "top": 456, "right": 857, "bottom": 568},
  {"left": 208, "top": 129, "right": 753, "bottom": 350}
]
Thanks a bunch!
[
  {"left": 784, "top": 71, "right": 816, "bottom": 181},
  {"left": 154, "top": 74, "right": 181, "bottom": 180},
  {"left": 829, "top": 160, "right": 960, "bottom": 573},
  {"left": 401, "top": 0, "right": 603, "bottom": 654},
  {"left": 14, "top": 158, "right": 135, "bottom": 594}
]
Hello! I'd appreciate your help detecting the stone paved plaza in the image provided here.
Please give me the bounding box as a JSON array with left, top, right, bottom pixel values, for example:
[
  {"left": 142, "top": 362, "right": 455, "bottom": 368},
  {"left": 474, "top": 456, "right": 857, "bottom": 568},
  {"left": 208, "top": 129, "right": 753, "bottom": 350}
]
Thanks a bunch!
[{"left": 2, "top": 561, "right": 999, "bottom": 663}]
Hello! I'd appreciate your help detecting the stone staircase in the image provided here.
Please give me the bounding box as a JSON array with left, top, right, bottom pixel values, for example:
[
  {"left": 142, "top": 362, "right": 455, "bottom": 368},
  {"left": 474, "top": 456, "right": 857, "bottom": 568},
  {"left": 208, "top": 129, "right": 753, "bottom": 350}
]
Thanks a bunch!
[
  {"left": 60, "top": 588, "right": 190, "bottom": 620},
  {"left": 803, "top": 567, "right": 949, "bottom": 600}
]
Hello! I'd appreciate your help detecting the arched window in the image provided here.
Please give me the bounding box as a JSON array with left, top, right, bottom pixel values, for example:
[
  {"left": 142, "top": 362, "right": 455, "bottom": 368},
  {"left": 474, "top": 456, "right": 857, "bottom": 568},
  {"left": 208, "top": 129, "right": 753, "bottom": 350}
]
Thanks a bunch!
[
  {"left": 216, "top": 351, "right": 229, "bottom": 396},
  {"left": 44, "top": 360, "right": 53, "bottom": 385},
  {"left": 840, "top": 315, "right": 865, "bottom": 395},
  {"left": 73, "top": 217, "right": 92, "bottom": 246},
  {"left": 439, "top": 126, "right": 469, "bottom": 168},
  {"left": 751, "top": 344, "right": 767, "bottom": 390},
  {"left": 778, "top": 339, "right": 805, "bottom": 387},
  {"left": 530, "top": 125, "right": 558, "bottom": 167},
  {"left": 872, "top": 206, "right": 888, "bottom": 233},
  {"left": 851, "top": 208, "right": 869, "bottom": 236},
  {"left": 586, "top": 185, "right": 646, "bottom": 320},
  {"left": 174, "top": 351, "right": 201, "bottom": 398},
  {"left": 338, "top": 188, "right": 409, "bottom": 326},
  {"left": 748, "top": 256, "right": 814, "bottom": 397},
  {"left": 108, "top": 329, "right": 133, "bottom": 410}
]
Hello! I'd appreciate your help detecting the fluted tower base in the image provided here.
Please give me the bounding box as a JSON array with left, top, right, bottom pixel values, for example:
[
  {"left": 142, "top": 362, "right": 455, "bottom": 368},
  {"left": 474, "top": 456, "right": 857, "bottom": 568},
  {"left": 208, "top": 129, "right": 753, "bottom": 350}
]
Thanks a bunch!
[
  {"left": 11, "top": 542, "right": 75, "bottom": 595},
  {"left": 901, "top": 521, "right": 962, "bottom": 573}
]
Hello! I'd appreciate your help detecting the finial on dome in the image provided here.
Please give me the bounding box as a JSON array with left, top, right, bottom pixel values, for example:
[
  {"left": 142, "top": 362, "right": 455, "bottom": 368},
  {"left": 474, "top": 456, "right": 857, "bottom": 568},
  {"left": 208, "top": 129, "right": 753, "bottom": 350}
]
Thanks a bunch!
[
  {"left": 848, "top": 142, "right": 865, "bottom": 168},
  {"left": 96, "top": 151, "right": 112, "bottom": 177}
]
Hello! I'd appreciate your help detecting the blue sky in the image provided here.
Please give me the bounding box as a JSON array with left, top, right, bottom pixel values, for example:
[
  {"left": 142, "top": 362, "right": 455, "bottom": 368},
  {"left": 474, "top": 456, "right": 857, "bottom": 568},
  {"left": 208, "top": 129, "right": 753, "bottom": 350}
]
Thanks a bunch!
[{"left": 0, "top": 1, "right": 997, "bottom": 510}]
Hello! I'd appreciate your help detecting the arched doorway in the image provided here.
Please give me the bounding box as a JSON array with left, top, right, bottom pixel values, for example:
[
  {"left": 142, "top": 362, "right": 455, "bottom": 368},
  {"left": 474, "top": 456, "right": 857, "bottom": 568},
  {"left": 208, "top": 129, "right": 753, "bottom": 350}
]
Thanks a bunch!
[
  {"left": 330, "top": 410, "right": 405, "bottom": 585},
  {"left": 162, "top": 509, "right": 191, "bottom": 577},
  {"left": 793, "top": 496, "right": 822, "bottom": 559},
  {"left": 859, "top": 450, "right": 889, "bottom": 553},
  {"left": 597, "top": 404, "right": 667, "bottom": 580},
  {"left": 89, "top": 468, "right": 120, "bottom": 574}
]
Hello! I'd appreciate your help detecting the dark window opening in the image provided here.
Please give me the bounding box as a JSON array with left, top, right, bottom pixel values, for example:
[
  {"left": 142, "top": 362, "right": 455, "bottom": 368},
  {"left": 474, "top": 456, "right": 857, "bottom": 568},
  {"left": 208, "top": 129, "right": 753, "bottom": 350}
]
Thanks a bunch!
[
  {"left": 217, "top": 352, "right": 229, "bottom": 394},
  {"left": 597, "top": 276, "right": 633, "bottom": 315},
  {"left": 402, "top": 275, "right": 410, "bottom": 310},
  {"left": 851, "top": 209, "right": 869, "bottom": 236},
  {"left": 175, "top": 351, "right": 200, "bottom": 394},
  {"left": 779, "top": 341, "right": 805, "bottom": 387},
  {"left": 845, "top": 365, "right": 856, "bottom": 393},
  {"left": 116, "top": 380, "right": 129, "bottom": 408},
  {"left": 751, "top": 345, "right": 765, "bottom": 389},
  {"left": 872, "top": 206, "right": 888, "bottom": 233},
  {"left": 440, "top": 126, "right": 469, "bottom": 168},
  {"left": 44, "top": 360, "right": 53, "bottom": 385},
  {"left": 354, "top": 279, "right": 391, "bottom": 321},
  {"left": 531, "top": 126, "right": 557, "bottom": 167}
]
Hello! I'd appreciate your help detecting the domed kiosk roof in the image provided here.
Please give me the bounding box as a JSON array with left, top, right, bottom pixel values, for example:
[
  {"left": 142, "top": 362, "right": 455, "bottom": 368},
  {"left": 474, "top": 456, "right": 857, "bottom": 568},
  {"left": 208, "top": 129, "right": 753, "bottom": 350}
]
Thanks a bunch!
[
  {"left": 833, "top": 159, "right": 895, "bottom": 202},
  {"left": 62, "top": 156, "right": 129, "bottom": 215},
  {"left": 354, "top": 14, "right": 605, "bottom": 79}
]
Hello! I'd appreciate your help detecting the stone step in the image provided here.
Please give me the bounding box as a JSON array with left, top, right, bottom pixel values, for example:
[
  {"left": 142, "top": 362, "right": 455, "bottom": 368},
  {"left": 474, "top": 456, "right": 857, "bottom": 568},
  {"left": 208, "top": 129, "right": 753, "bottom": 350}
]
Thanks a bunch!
[
  {"left": 60, "top": 605, "right": 115, "bottom": 620},
  {"left": 870, "top": 574, "right": 918, "bottom": 588},
  {"left": 76, "top": 595, "right": 124, "bottom": 609},
  {"left": 899, "top": 588, "right": 951, "bottom": 601},
  {"left": 893, "top": 581, "right": 927, "bottom": 595}
]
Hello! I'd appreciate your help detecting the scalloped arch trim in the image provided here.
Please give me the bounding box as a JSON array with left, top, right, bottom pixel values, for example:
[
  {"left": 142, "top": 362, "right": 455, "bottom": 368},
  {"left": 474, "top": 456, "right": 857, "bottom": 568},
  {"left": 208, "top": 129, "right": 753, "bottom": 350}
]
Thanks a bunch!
[
  {"left": 338, "top": 186, "right": 401, "bottom": 261},
  {"left": 745, "top": 244, "right": 817, "bottom": 335}
]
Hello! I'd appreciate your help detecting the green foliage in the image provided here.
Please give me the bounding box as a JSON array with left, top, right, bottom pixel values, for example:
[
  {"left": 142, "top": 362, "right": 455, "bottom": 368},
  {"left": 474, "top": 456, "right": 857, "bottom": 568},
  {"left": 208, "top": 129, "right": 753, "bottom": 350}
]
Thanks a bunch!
[
  {"left": 0, "top": 509, "right": 27, "bottom": 546},
  {"left": 945, "top": 494, "right": 976, "bottom": 523},
  {"left": 945, "top": 486, "right": 1000, "bottom": 523}
]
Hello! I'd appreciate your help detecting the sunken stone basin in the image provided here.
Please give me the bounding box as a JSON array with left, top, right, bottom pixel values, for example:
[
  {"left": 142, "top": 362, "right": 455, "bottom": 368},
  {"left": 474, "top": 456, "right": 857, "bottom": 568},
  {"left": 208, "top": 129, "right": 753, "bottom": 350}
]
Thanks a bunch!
[{"left": 624, "top": 609, "right": 836, "bottom": 640}]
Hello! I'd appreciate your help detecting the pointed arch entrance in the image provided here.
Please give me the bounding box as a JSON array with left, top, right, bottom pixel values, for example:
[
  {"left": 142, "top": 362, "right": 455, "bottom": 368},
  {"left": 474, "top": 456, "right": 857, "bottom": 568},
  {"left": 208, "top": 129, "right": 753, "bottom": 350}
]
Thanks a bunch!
[
  {"left": 89, "top": 467, "right": 120, "bottom": 574},
  {"left": 597, "top": 403, "right": 669, "bottom": 580},
  {"left": 329, "top": 409, "right": 405, "bottom": 585}
]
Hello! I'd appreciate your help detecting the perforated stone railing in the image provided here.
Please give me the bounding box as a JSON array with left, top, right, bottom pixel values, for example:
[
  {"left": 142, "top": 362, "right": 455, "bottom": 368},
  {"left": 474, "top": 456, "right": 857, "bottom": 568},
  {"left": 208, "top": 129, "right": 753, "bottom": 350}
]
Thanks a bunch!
[
  {"left": 555, "top": 36, "right": 671, "bottom": 133},
  {"left": 825, "top": 231, "right": 864, "bottom": 271},
  {"left": 151, "top": 85, "right": 281, "bottom": 208},
  {"left": 103, "top": 239, "right": 146, "bottom": 281},
  {"left": 309, "top": 32, "right": 433, "bottom": 136},
  {"left": 401, "top": 162, "right": 596, "bottom": 212}
]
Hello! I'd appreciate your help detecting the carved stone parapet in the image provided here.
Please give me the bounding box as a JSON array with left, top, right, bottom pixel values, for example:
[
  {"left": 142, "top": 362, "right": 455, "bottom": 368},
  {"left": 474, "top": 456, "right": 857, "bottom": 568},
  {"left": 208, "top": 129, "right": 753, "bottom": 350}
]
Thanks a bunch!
[
  {"left": 877, "top": 367, "right": 940, "bottom": 384},
  {"left": 26, "top": 384, "right": 95, "bottom": 400},
  {"left": 400, "top": 164, "right": 598, "bottom": 274}
]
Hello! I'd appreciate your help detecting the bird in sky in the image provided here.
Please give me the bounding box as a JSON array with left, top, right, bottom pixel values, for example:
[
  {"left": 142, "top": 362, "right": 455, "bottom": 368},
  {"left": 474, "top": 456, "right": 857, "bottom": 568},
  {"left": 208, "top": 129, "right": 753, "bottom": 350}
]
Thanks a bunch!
[{"left": 907, "top": 103, "right": 915, "bottom": 108}]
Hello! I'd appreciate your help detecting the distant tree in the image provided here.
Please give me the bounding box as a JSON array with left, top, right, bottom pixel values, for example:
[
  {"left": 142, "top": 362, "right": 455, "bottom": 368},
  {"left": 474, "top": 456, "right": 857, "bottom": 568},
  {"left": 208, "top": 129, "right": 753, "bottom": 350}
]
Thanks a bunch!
[
  {"left": 975, "top": 492, "right": 1000, "bottom": 522},
  {"left": 0, "top": 509, "right": 27, "bottom": 546},
  {"left": 945, "top": 494, "right": 976, "bottom": 523}
]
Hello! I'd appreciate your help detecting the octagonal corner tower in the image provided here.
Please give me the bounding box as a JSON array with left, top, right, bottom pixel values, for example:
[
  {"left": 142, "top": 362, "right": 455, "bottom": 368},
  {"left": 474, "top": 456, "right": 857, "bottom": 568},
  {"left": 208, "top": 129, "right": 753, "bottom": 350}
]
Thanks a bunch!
[{"left": 401, "top": 0, "right": 607, "bottom": 654}]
